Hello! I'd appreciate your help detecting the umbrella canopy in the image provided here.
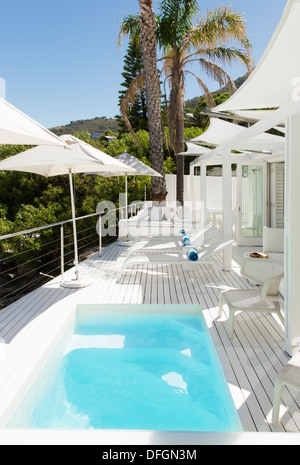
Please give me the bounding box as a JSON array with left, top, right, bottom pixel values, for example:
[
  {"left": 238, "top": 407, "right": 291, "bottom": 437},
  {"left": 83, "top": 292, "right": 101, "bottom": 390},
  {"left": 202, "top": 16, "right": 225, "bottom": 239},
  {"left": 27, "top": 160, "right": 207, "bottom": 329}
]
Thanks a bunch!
[
  {"left": 115, "top": 152, "right": 163, "bottom": 178},
  {"left": 0, "top": 135, "right": 137, "bottom": 177},
  {"left": 0, "top": 135, "right": 137, "bottom": 287},
  {"left": 87, "top": 151, "right": 163, "bottom": 178},
  {"left": 0, "top": 98, "right": 66, "bottom": 146}
]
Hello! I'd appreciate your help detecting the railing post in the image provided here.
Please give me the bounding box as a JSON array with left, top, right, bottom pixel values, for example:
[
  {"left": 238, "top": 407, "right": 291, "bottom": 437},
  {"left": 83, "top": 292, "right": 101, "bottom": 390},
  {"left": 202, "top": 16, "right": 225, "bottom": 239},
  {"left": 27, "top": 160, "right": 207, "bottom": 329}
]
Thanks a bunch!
[
  {"left": 222, "top": 148, "right": 233, "bottom": 271},
  {"left": 99, "top": 215, "right": 102, "bottom": 256},
  {"left": 60, "top": 224, "right": 64, "bottom": 282}
]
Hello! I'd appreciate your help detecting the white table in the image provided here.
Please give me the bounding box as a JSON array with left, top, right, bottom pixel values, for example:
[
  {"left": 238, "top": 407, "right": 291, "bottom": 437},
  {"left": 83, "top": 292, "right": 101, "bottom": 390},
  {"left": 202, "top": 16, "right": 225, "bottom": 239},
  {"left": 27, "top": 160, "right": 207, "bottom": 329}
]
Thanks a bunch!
[{"left": 241, "top": 252, "right": 284, "bottom": 287}]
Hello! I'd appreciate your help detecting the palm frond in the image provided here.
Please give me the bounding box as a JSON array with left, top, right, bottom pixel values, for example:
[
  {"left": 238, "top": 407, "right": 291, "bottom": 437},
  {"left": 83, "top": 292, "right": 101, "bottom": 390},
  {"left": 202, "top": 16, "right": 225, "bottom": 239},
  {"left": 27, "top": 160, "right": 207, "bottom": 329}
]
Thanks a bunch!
[
  {"left": 161, "top": 50, "right": 178, "bottom": 86},
  {"left": 120, "top": 72, "right": 145, "bottom": 150},
  {"left": 159, "top": 0, "right": 198, "bottom": 19},
  {"left": 184, "top": 70, "right": 216, "bottom": 108},
  {"left": 204, "top": 46, "right": 254, "bottom": 73},
  {"left": 157, "top": 0, "right": 199, "bottom": 49},
  {"left": 196, "top": 57, "right": 237, "bottom": 94},
  {"left": 184, "top": 5, "right": 252, "bottom": 51},
  {"left": 183, "top": 46, "right": 255, "bottom": 74},
  {"left": 118, "top": 14, "right": 141, "bottom": 49}
]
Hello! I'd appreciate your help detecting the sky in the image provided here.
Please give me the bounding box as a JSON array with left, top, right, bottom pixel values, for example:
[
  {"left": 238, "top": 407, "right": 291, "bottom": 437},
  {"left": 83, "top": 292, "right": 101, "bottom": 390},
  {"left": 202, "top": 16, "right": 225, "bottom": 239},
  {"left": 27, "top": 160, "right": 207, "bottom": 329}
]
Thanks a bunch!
[{"left": 0, "top": 0, "right": 288, "bottom": 129}]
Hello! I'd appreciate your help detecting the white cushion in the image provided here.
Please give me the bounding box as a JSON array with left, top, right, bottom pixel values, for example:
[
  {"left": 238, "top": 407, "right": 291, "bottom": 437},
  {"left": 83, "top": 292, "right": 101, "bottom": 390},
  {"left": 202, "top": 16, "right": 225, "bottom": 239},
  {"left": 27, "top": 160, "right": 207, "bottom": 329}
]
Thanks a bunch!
[
  {"left": 176, "top": 206, "right": 191, "bottom": 219},
  {"left": 135, "top": 208, "right": 150, "bottom": 220},
  {"left": 149, "top": 207, "right": 162, "bottom": 221},
  {"left": 263, "top": 227, "right": 284, "bottom": 253},
  {"left": 161, "top": 207, "right": 174, "bottom": 221}
]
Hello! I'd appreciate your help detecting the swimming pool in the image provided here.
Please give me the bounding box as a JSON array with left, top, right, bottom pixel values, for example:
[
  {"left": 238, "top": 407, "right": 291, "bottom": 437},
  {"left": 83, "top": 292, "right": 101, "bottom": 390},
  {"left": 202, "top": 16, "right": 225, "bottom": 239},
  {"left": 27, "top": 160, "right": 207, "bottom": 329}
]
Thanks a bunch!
[{"left": 7, "top": 305, "right": 242, "bottom": 432}]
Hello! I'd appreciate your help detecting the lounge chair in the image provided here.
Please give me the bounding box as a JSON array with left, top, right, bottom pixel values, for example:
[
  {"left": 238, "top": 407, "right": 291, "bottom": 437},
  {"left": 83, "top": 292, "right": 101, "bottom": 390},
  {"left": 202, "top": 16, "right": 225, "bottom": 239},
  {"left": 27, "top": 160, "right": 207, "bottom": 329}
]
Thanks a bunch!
[
  {"left": 272, "top": 352, "right": 300, "bottom": 426},
  {"left": 122, "top": 236, "right": 234, "bottom": 275},
  {"left": 219, "top": 273, "right": 284, "bottom": 339},
  {"left": 118, "top": 204, "right": 196, "bottom": 241},
  {"left": 126, "top": 223, "right": 222, "bottom": 258}
]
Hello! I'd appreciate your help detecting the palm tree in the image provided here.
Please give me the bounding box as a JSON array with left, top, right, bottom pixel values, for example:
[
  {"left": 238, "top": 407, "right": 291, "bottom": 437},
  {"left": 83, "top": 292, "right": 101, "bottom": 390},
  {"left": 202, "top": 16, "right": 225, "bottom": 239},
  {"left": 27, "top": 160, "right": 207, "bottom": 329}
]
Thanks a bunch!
[
  {"left": 158, "top": 1, "right": 253, "bottom": 203},
  {"left": 120, "top": 0, "right": 254, "bottom": 205},
  {"left": 137, "top": 0, "right": 167, "bottom": 202}
]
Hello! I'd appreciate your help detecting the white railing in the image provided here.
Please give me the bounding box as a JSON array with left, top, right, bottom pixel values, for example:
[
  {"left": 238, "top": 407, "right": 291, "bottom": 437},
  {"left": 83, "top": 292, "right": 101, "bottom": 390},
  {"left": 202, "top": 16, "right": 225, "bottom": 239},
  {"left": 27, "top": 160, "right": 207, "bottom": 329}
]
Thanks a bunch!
[
  {"left": 0, "top": 175, "right": 239, "bottom": 307},
  {"left": 0, "top": 206, "right": 133, "bottom": 308}
]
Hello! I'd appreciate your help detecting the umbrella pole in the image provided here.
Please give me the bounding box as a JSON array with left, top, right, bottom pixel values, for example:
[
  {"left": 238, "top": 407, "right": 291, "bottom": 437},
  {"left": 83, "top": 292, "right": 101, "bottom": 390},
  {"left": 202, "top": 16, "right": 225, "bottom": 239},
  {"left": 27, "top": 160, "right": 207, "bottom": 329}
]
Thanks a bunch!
[
  {"left": 61, "top": 170, "right": 91, "bottom": 288},
  {"left": 118, "top": 174, "right": 131, "bottom": 247},
  {"left": 69, "top": 170, "right": 80, "bottom": 280},
  {"left": 118, "top": 174, "right": 131, "bottom": 246},
  {"left": 125, "top": 174, "right": 128, "bottom": 241}
]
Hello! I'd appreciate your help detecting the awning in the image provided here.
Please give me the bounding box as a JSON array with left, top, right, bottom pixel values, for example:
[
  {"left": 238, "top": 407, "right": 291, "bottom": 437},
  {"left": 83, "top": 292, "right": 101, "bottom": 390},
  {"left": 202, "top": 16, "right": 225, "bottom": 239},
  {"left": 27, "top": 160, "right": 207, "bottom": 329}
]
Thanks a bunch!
[
  {"left": 191, "top": 118, "right": 285, "bottom": 153},
  {"left": 191, "top": 118, "right": 246, "bottom": 146},
  {"left": 214, "top": 0, "right": 300, "bottom": 112},
  {"left": 178, "top": 142, "right": 211, "bottom": 156}
]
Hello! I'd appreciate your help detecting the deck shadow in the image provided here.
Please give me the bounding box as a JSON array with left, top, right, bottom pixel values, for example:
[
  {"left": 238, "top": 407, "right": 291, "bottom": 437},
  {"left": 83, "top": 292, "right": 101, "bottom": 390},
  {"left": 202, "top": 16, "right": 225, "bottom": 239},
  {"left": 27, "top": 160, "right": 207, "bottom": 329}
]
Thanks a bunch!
[{"left": 0, "top": 283, "right": 77, "bottom": 344}]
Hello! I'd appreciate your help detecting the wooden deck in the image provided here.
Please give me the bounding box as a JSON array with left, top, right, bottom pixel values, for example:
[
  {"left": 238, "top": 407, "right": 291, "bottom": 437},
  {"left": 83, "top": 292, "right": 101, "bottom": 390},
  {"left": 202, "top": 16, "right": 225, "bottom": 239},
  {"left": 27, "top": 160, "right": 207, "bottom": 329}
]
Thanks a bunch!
[{"left": 0, "top": 240, "right": 299, "bottom": 437}]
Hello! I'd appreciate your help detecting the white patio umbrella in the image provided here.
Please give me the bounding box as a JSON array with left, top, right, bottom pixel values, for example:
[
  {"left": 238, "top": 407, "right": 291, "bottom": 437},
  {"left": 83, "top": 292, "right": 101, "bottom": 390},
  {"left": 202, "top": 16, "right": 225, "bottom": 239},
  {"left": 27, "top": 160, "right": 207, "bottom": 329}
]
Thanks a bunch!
[
  {"left": 85, "top": 151, "right": 163, "bottom": 243},
  {"left": 0, "top": 97, "right": 66, "bottom": 146},
  {"left": 116, "top": 152, "right": 163, "bottom": 240},
  {"left": 0, "top": 135, "right": 137, "bottom": 288}
]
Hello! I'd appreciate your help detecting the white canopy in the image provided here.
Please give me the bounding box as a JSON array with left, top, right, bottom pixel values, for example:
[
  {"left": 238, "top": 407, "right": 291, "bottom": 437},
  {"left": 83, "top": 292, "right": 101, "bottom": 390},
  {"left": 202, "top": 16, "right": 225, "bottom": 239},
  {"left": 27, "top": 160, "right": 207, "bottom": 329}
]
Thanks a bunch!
[
  {"left": 190, "top": 118, "right": 285, "bottom": 154},
  {"left": 0, "top": 98, "right": 65, "bottom": 146},
  {"left": 0, "top": 134, "right": 137, "bottom": 177},
  {"left": 233, "top": 133, "right": 285, "bottom": 154},
  {"left": 227, "top": 110, "right": 276, "bottom": 123},
  {"left": 215, "top": 0, "right": 300, "bottom": 112},
  {"left": 179, "top": 142, "right": 211, "bottom": 156},
  {"left": 228, "top": 110, "right": 286, "bottom": 134},
  {"left": 191, "top": 118, "right": 246, "bottom": 146}
]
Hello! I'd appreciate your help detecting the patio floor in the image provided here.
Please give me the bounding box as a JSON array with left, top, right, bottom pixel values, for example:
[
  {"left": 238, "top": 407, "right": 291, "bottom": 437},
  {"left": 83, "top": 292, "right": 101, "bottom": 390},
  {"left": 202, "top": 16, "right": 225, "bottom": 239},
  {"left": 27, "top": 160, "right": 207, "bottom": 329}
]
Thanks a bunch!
[{"left": 0, "top": 240, "right": 299, "bottom": 438}]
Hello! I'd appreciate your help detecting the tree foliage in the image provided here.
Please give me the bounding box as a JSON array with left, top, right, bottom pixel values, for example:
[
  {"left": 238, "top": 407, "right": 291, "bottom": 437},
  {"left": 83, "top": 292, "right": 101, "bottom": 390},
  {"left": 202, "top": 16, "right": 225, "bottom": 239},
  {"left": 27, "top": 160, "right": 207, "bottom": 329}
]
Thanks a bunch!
[{"left": 118, "top": 38, "right": 148, "bottom": 134}]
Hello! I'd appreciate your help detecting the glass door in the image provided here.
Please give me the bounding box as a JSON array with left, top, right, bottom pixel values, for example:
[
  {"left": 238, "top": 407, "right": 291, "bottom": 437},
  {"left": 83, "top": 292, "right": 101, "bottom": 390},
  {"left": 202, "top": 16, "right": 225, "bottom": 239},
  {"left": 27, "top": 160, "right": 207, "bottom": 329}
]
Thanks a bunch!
[{"left": 236, "top": 164, "right": 265, "bottom": 246}]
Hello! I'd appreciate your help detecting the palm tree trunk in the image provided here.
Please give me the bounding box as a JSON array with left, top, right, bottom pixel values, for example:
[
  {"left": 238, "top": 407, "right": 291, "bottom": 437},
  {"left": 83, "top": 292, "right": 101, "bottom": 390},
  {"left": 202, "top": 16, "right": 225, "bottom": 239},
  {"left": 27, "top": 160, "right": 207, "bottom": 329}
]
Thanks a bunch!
[
  {"left": 172, "top": 62, "right": 185, "bottom": 206},
  {"left": 139, "top": 0, "right": 167, "bottom": 202},
  {"left": 175, "top": 107, "right": 185, "bottom": 206}
]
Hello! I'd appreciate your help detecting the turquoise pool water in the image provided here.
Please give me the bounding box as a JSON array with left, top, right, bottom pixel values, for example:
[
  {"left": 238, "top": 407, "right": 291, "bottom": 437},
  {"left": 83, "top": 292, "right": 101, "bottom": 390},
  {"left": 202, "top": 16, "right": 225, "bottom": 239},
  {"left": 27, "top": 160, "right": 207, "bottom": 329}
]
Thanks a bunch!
[{"left": 8, "top": 310, "right": 242, "bottom": 431}]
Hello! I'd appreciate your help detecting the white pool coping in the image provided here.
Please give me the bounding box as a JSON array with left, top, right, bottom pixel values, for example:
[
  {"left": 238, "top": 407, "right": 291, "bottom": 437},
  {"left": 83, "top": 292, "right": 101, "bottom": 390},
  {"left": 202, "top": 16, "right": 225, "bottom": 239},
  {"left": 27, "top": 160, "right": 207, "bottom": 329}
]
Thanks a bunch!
[
  {"left": 0, "top": 430, "right": 299, "bottom": 445},
  {"left": 1, "top": 299, "right": 299, "bottom": 445},
  {"left": 0, "top": 302, "right": 76, "bottom": 427},
  {"left": 0, "top": 303, "right": 203, "bottom": 427}
]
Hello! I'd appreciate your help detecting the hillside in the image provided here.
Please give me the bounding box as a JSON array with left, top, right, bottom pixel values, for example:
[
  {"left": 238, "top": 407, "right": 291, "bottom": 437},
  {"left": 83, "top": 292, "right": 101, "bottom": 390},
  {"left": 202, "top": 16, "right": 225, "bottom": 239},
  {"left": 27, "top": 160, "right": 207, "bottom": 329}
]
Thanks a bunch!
[
  {"left": 50, "top": 116, "right": 119, "bottom": 137},
  {"left": 50, "top": 75, "right": 248, "bottom": 136},
  {"left": 185, "top": 74, "right": 248, "bottom": 110}
]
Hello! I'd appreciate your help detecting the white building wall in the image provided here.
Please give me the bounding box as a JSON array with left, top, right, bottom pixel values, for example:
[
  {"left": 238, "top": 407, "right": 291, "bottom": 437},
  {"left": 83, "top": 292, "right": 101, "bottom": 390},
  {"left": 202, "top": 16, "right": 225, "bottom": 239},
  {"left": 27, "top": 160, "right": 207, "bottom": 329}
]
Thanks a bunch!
[{"left": 165, "top": 174, "right": 237, "bottom": 209}]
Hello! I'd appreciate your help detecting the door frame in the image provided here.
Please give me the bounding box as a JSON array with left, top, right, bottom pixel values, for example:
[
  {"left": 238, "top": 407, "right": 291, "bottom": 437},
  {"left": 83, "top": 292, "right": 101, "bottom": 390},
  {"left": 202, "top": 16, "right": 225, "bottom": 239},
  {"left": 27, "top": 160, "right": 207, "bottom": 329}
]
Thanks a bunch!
[{"left": 236, "top": 161, "right": 267, "bottom": 246}]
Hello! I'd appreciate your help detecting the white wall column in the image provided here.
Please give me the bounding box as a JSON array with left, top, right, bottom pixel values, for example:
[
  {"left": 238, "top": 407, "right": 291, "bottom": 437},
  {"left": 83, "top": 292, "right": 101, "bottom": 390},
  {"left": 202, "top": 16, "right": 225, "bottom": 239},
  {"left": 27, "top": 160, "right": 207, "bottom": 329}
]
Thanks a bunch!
[
  {"left": 222, "top": 148, "right": 233, "bottom": 271},
  {"left": 284, "top": 113, "right": 300, "bottom": 355},
  {"left": 189, "top": 164, "right": 195, "bottom": 219},
  {"left": 201, "top": 162, "right": 207, "bottom": 211}
]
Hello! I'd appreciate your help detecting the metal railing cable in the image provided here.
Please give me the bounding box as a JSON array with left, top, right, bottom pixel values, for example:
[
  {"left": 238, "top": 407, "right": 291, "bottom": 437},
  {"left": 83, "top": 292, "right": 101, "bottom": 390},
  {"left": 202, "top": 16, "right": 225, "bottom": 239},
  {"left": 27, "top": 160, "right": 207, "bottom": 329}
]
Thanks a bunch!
[
  {"left": 0, "top": 203, "right": 145, "bottom": 308},
  {"left": 0, "top": 239, "right": 60, "bottom": 278},
  {"left": 0, "top": 209, "right": 110, "bottom": 308}
]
